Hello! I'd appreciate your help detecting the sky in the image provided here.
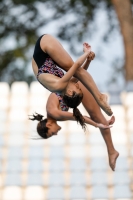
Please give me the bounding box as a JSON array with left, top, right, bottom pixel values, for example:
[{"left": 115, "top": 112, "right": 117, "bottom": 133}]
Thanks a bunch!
[{"left": 36, "top": 7, "right": 124, "bottom": 92}]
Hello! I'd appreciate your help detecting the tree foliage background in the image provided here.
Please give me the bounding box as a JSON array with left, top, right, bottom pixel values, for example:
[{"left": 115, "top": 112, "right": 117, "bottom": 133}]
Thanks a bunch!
[{"left": 0, "top": 0, "right": 133, "bottom": 85}]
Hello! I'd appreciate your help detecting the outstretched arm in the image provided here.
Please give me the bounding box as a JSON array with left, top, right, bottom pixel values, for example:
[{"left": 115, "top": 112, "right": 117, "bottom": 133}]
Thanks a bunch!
[
  {"left": 49, "top": 108, "right": 112, "bottom": 129},
  {"left": 47, "top": 94, "right": 112, "bottom": 129}
]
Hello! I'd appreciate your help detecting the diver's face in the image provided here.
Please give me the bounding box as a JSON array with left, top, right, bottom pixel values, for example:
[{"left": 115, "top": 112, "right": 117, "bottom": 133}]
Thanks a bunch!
[
  {"left": 46, "top": 120, "right": 61, "bottom": 138},
  {"left": 66, "top": 82, "right": 82, "bottom": 97}
]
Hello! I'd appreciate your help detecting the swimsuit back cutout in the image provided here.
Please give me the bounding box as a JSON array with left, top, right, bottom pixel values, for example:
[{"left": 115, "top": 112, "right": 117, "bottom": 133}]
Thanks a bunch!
[
  {"left": 33, "top": 34, "right": 49, "bottom": 69},
  {"left": 55, "top": 93, "right": 69, "bottom": 111}
]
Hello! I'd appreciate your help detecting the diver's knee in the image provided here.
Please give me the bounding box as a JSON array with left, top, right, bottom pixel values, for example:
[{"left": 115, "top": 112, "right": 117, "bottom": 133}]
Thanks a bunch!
[
  {"left": 75, "top": 67, "right": 84, "bottom": 78},
  {"left": 90, "top": 112, "right": 101, "bottom": 122}
]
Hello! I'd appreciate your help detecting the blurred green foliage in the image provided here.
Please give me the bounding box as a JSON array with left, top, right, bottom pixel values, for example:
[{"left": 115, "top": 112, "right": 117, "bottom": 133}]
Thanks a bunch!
[{"left": 0, "top": 0, "right": 132, "bottom": 84}]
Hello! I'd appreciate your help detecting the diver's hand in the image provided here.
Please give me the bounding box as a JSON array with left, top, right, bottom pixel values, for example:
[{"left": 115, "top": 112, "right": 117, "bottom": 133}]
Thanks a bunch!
[
  {"left": 108, "top": 115, "right": 115, "bottom": 125},
  {"left": 87, "top": 51, "right": 95, "bottom": 61},
  {"left": 97, "top": 123, "right": 113, "bottom": 129}
]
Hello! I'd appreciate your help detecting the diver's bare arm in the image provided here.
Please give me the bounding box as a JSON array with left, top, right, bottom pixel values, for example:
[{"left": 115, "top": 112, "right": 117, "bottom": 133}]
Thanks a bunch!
[
  {"left": 58, "top": 51, "right": 90, "bottom": 85},
  {"left": 47, "top": 94, "right": 111, "bottom": 129},
  {"left": 70, "top": 52, "right": 94, "bottom": 83},
  {"left": 37, "top": 51, "right": 91, "bottom": 93},
  {"left": 49, "top": 109, "right": 112, "bottom": 129},
  {"left": 49, "top": 110, "right": 76, "bottom": 121},
  {"left": 49, "top": 109, "right": 97, "bottom": 125},
  {"left": 70, "top": 58, "right": 91, "bottom": 83}
]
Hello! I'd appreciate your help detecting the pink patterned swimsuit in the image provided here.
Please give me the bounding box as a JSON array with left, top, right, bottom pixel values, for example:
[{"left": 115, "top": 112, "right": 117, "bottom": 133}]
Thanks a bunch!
[
  {"left": 37, "top": 56, "right": 64, "bottom": 79},
  {"left": 37, "top": 57, "right": 69, "bottom": 111},
  {"left": 33, "top": 34, "right": 64, "bottom": 80},
  {"left": 55, "top": 93, "right": 69, "bottom": 111}
]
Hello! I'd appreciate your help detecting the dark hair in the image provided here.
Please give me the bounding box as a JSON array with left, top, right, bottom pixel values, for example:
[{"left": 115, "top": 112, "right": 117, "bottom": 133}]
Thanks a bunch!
[
  {"left": 63, "top": 92, "right": 86, "bottom": 130},
  {"left": 29, "top": 113, "right": 48, "bottom": 139}
]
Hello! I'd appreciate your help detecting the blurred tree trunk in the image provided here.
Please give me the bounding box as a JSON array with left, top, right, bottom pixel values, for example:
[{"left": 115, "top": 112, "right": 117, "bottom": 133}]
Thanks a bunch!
[{"left": 112, "top": 0, "right": 133, "bottom": 81}]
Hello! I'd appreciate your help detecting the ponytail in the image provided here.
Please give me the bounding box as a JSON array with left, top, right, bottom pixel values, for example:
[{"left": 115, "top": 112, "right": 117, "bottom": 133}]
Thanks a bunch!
[
  {"left": 29, "top": 113, "right": 44, "bottom": 121},
  {"left": 29, "top": 113, "right": 48, "bottom": 139},
  {"left": 73, "top": 107, "right": 86, "bottom": 131},
  {"left": 63, "top": 93, "right": 86, "bottom": 131}
]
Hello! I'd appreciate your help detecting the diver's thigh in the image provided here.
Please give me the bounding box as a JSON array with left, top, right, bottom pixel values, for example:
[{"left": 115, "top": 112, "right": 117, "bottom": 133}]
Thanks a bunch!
[
  {"left": 78, "top": 82, "right": 101, "bottom": 113},
  {"left": 41, "top": 34, "right": 74, "bottom": 71}
]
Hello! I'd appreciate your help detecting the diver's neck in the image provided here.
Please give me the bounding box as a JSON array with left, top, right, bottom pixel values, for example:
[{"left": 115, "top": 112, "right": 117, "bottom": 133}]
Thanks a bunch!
[{"left": 47, "top": 115, "right": 56, "bottom": 123}]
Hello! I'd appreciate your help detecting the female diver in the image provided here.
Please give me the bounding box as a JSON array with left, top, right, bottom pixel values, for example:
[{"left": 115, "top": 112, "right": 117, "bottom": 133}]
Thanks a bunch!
[
  {"left": 29, "top": 86, "right": 119, "bottom": 171},
  {"left": 30, "top": 53, "right": 119, "bottom": 171},
  {"left": 32, "top": 34, "right": 113, "bottom": 116}
]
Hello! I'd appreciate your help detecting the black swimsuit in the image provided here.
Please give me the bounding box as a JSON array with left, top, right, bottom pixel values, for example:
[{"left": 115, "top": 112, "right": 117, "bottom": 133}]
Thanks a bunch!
[
  {"left": 33, "top": 34, "right": 64, "bottom": 79},
  {"left": 33, "top": 34, "right": 69, "bottom": 112},
  {"left": 33, "top": 34, "right": 48, "bottom": 69}
]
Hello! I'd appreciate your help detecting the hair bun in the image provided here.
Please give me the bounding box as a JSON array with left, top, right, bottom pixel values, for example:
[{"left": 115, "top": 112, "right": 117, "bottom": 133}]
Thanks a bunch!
[{"left": 29, "top": 112, "right": 44, "bottom": 121}]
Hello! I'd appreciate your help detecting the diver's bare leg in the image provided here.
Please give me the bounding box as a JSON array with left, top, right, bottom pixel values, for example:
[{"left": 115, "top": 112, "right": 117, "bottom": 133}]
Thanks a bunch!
[
  {"left": 78, "top": 82, "right": 119, "bottom": 171},
  {"left": 41, "top": 34, "right": 113, "bottom": 116},
  {"left": 74, "top": 68, "right": 112, "bottom": 116}
]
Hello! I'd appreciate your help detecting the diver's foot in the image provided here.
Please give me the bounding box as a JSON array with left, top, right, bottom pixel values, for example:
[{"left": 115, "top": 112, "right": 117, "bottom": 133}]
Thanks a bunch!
[
  {"left": 83, "top": 42, "right": 91, "bottom": 54},
  {"left": 108, "top": 150, "right": 119, "bottom": 171},
  {"left": 97, "top": 94, "right": 113, "bottom": 116},
  {"left": 108, "top": 115, "right": 115, "bottom": 125}
]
